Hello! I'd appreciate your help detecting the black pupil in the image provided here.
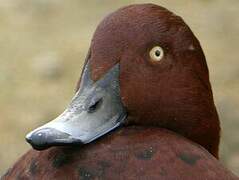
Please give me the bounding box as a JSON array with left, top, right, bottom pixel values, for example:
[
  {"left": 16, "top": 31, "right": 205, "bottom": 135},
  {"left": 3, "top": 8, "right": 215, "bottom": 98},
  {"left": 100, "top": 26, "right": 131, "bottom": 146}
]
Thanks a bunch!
[{"left": 155, "top": 50, "right": 161, "bottom": 57}]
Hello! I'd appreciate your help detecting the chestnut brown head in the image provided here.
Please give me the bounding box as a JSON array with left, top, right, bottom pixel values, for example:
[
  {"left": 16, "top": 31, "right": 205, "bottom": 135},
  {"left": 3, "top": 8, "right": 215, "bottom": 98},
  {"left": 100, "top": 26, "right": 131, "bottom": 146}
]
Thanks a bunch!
[
  {"left": 90, "top": 4, "right": 220, "bottom": 157},
  {"left": 26, "top": 4, "right": 220, "bottom": 158}
]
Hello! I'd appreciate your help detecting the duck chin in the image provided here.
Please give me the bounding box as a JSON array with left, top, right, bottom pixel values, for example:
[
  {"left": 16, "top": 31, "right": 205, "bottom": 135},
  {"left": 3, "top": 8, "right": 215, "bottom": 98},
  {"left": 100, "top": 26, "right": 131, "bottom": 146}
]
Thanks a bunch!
[{"left": 26, "top": 62, "right": 127, "bottom": 150}]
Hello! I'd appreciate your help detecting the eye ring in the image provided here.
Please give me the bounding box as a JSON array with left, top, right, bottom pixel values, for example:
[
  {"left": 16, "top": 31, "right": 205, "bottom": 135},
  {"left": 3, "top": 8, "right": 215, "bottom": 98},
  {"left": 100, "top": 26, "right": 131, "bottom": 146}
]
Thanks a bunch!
[{"left": 149, "top": 46, "right": 164, "bottom": 62}]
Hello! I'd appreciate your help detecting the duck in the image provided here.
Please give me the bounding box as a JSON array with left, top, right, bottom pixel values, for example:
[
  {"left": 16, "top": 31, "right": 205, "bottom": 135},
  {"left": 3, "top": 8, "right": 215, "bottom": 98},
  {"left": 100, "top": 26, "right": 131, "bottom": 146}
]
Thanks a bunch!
[{"left": 2, "top": 3, "right": 238, "bottom": 180}]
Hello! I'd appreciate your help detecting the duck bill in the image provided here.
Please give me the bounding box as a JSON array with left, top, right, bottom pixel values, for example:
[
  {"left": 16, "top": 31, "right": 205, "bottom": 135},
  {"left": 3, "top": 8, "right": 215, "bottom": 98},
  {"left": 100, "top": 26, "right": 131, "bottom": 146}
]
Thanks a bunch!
[{"left": 26, "top": 62, "right": 127, "bottom": 150}]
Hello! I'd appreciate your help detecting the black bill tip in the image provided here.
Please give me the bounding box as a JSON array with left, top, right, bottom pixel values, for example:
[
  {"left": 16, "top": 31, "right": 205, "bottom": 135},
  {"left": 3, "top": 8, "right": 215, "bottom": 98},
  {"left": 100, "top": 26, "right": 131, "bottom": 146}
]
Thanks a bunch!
[{"left": 26, "top": 128, "right": 83, "bottom": 151}]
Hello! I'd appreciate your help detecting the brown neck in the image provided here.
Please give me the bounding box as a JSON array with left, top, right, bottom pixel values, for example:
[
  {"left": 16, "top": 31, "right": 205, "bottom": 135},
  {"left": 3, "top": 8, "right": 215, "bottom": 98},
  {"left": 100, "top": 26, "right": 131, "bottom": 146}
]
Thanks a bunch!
[
  {"left": 121, "top": 50, "right": 220, "bottom": 158},
  {"left": 125, "top": 95, "right": 220, "bottom": 158}
]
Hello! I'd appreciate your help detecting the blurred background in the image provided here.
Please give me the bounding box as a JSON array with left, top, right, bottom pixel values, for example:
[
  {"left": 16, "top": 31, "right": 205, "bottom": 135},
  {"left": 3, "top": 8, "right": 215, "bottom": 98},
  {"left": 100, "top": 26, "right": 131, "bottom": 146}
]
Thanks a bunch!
[{"left": 0, "top": 0, "right": 239, "bottom": 176}]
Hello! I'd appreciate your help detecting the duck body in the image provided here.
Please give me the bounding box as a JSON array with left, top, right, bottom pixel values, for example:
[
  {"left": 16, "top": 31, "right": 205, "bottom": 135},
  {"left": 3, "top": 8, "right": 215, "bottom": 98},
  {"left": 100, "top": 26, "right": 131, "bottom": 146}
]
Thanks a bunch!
[
  {"left": 3, "top": 127, "right": 238, "bottom": 180},
  {"left": 2, "top": 3, "right": 238, "bottom": 180}
]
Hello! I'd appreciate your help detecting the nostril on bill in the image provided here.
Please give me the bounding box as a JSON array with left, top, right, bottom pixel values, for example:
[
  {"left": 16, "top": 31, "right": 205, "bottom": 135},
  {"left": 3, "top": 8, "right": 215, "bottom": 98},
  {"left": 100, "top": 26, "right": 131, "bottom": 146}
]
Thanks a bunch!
[{"left": 87, "top": 98, "right": 103, "bottom": 113}]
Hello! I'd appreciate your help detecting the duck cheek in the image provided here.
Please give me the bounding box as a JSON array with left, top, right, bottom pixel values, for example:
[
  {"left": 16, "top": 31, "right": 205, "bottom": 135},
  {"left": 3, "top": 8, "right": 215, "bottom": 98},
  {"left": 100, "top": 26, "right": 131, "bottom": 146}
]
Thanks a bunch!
[{"left": 119, "top": 58, "right": 162, "bottom": 125}]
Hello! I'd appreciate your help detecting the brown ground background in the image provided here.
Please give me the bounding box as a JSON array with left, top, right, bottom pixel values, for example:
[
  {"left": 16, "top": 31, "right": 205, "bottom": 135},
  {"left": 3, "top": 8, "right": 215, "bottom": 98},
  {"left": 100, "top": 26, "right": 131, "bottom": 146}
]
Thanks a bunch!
[{"left": 0, "top": 0, "right": 239, "bottom": 176}]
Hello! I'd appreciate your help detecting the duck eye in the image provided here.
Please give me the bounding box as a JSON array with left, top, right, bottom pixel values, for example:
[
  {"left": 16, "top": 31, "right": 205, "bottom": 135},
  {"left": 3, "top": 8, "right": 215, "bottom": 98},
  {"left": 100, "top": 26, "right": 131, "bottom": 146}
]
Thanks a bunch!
[{"left": 149, "top": 46, "right": 164, "bottom": 62}]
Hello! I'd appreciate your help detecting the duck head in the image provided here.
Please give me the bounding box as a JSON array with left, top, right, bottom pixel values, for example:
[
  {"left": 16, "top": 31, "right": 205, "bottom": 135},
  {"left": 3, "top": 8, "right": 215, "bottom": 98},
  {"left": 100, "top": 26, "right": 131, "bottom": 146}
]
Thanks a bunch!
[{"left": 26, "top": 4, "right": 220, "bottom": 158}]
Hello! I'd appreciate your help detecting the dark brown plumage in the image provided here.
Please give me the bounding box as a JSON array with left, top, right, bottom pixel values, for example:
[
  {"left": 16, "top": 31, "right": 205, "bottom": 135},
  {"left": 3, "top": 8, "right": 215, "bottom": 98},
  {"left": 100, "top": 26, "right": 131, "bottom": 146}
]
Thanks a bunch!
[
  {"left": 2, "top": 127, "right": 238, "bottom": 180},
  {"left": 3, "top": 4, "right": 237, "bottom": 180},
  {"left": 90, "top": 3, "right": 220, "bottom": 158}
]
